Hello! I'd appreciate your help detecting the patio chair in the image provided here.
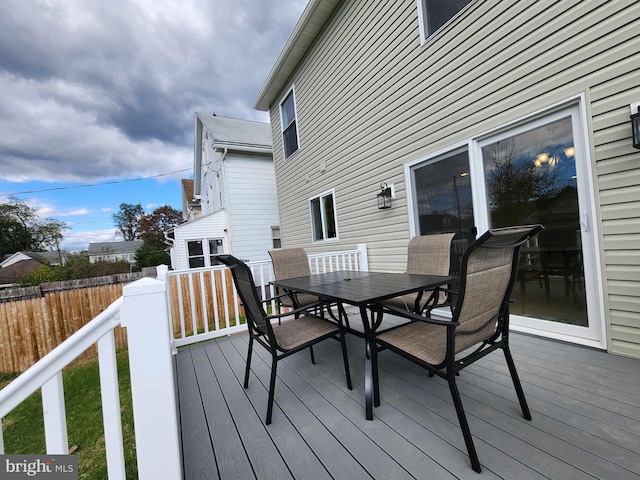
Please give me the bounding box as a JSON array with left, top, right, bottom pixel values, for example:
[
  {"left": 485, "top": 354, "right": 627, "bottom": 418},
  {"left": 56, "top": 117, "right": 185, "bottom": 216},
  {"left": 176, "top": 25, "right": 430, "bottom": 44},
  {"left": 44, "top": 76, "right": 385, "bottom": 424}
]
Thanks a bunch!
[
  {"left": 215, "top": 254, "right": 352, "bottom": 424},
  {"left": 269, "top": 248, "right": 322, "bottom": 312},
  {"left": 373, "top": 225, "right": 544, "bottom": 472},
  {"left": 382, "top": 233, "right": 456, "bottom": 314}
]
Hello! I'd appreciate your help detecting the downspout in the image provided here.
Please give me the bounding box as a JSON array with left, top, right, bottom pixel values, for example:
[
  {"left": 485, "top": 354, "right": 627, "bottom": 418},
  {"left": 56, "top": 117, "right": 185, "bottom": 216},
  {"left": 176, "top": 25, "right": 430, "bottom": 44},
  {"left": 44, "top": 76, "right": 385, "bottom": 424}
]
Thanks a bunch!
[{"left": 215, "top": 147, "right": 232, "bottom": 256}]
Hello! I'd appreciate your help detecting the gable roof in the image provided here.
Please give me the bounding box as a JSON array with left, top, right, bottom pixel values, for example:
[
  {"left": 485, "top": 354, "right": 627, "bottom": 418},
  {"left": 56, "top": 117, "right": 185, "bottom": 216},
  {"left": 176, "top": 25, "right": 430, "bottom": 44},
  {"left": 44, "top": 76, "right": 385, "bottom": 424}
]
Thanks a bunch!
[
  {"left": 1, "top": 251, "right": 67, "bottom": 268},
  {"left": 194, "top": 114, "right": 273, "bottom": 196},
  {"left": 87, "top": 241, "right": 143, "bottom": 255},
  {"left": 196, "top": 114, "right": 272, "bottom": 151},
  {"left": 253, "top": 0, "right": 342, "bottom": 111}
]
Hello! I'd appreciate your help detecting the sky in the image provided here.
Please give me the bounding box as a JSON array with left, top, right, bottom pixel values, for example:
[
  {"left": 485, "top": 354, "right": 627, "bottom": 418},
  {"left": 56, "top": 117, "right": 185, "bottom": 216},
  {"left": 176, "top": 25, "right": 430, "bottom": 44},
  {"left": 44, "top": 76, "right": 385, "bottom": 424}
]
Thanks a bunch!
[{"left": 0, "top": 0, "right": 307, "bottom": 251}]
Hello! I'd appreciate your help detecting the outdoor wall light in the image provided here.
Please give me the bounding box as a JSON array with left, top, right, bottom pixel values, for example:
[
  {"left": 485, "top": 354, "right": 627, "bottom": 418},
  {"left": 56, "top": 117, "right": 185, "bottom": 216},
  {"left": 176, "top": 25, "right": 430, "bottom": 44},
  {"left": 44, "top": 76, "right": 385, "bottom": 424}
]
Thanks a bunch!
[
  {"left": 631, "top": 106, "right": 640, "bottom": 149},
  {"left": 377, "top": 182, "right": 392, "bottom": 209}
]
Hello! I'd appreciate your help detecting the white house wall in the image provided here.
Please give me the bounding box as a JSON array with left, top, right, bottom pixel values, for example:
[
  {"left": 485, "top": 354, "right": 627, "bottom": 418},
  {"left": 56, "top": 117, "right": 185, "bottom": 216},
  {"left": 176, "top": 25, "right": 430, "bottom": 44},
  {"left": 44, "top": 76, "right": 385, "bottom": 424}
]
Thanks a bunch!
[
  {"left": 171, "top": 211, "right": 229, "bottom": 269},
  {"left": 266, "top": 0, "right": 640, "bottom": 356},
  {"left": 224, "top": 153, "right": 280, "bottom": 262}
]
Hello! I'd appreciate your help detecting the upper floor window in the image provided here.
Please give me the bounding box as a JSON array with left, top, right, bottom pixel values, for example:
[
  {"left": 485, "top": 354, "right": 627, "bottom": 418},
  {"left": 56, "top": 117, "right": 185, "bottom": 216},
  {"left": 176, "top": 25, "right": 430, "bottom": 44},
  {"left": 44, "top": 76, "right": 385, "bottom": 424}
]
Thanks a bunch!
[
  {"left": 310, "top": 190, "right": 338, "bottom": 242},
  {"left": 418, "top": 0, "right": 474, "bottom": 41},
  {"left": 271, "top": 226, "right": 282, "bottom": 249},
  {"left": 280, "top": 88, "right": 299, "bottom": 158}
]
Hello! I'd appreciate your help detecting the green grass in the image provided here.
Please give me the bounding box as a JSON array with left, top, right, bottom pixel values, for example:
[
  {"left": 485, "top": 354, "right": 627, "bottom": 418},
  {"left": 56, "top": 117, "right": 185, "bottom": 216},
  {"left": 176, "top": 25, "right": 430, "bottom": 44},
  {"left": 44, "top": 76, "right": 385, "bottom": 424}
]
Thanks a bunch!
[{"left": 1, "top": 349, "right": 137, "bottom": 479}]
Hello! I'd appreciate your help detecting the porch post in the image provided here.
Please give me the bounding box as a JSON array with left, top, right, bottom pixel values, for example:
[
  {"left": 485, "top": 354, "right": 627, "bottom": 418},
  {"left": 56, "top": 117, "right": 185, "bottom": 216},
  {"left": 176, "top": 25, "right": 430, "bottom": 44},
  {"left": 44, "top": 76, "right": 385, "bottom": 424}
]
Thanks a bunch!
[
  {"left": 357, "top": 243, "right": 369, "bottom": 271},
  {"left": 123, "top": 277, "right": 182, "bottom": 480}
]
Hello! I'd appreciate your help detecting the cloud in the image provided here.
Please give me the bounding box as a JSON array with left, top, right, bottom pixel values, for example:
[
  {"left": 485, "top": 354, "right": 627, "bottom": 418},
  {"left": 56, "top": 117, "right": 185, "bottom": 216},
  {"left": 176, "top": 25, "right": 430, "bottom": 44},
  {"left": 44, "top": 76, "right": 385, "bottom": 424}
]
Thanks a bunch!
[
  {"left": 0, "top": 0, "right": 307, "bottom": 183},
  {"left": 60, "top": 208, "right": 92, "bottom": 217},
  {"left": 61, "top": 228, "right": 120, "bottom": 251}
]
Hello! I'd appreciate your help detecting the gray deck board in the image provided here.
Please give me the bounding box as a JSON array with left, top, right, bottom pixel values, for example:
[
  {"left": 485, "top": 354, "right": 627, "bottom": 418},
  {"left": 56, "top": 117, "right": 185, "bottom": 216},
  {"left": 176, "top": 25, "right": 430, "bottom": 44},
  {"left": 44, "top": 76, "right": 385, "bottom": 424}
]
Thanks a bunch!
[
  {"left": 175, "top": 347, "right": 220, "bottom": 480},
  {"left": 177, "top": 330, "right": 640, "bottom": 480}
]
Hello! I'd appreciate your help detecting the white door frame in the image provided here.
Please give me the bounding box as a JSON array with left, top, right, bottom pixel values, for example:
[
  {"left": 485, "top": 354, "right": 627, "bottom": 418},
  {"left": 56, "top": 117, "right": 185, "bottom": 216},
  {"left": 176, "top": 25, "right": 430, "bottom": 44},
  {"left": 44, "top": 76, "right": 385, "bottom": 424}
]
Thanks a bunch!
[{"left": 405, "top": 94, "right": 606, "bottom": 349}]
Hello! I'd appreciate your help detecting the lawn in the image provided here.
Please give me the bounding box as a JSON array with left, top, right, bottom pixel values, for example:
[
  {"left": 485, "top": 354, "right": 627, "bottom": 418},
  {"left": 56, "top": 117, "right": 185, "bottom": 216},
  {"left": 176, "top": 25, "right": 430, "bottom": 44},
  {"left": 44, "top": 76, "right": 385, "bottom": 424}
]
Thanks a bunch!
[{"left": 1, "top": 349, "right": 137, "bottom": 479}]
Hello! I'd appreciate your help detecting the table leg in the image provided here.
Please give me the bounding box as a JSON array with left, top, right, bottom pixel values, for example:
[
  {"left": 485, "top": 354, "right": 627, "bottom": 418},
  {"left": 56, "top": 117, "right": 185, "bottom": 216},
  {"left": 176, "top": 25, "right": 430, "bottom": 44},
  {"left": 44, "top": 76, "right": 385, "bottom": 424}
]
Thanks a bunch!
[{"left": 359, "top": 305, "right": 379, "bottom": 420}]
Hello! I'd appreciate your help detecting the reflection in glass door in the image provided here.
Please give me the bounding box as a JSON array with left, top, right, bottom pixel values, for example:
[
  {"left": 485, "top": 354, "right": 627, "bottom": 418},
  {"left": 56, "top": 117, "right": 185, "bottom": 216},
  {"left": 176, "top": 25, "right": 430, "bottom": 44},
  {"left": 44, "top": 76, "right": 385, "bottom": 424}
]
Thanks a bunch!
[
  {"left": 481, "top": 116, "right": 587, "bottom": 327},
  {"left": 411, "top": 148, "right": 475, "bottom": 276}
]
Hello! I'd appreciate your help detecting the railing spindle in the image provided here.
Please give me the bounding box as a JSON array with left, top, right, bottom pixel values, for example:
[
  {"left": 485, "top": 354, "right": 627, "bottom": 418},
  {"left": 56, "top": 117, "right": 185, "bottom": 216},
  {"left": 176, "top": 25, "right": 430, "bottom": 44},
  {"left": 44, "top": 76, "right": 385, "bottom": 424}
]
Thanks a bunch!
[
  {"left": 42, "top": 371, "right": 68, "bottom": 454},
  {"left": 98, "top": 330, "right": 126, "bottom": 480}
]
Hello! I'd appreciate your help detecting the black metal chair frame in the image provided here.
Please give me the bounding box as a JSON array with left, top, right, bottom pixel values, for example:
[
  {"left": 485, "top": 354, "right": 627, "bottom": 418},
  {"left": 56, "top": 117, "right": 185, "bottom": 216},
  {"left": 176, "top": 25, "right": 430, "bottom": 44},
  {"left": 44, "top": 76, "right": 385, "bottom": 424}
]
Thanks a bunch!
[
  {"left": 372, "top": 225, "right": 544, "bottom": 473},
  {"left": 215, "top": 254, "right": 353, "bottom": 424}
]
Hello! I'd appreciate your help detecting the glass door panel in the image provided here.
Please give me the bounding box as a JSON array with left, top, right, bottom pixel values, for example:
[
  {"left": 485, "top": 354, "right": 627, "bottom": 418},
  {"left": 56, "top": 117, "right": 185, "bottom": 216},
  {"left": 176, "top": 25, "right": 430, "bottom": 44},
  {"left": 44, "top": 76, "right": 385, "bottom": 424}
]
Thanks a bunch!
[
  {"left": 481, "top": 116, "right": 587, "bottom": 326},
  {"left": 411, "top": 148, "right": 475, "bottom": 276}
]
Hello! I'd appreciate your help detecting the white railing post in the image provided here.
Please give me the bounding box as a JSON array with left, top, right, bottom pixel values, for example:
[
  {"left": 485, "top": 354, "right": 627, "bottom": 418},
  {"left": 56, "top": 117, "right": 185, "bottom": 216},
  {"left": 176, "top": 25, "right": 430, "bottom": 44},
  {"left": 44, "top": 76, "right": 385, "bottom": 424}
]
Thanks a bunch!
[
  {"left": 357, "top": 243, "right": 369, "bottom": 271},
  {"left": 123, "top": 278, "right": 182, "bottom": 480},
  {"left": 42, "top": 371, "right": 68, "bottom": 454},
  {"left": 156, "top": 264, "right": 169, "bottom": 282}
]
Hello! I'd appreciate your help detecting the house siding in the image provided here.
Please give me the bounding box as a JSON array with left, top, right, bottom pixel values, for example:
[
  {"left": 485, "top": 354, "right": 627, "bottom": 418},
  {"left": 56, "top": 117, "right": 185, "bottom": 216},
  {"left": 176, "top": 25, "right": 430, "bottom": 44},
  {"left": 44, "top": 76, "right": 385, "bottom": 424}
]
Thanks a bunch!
[
  {"left": 225, "top": 154, "right": 280, "bottom": 262},
  {"left": 592, "top": 67, "right": 640, "bottom": 358},
  {"left": 266, "top": 0, "right": 640, "bottom": 355},
  {"left": 172, "top": 211, "right": 229, "bottom": 269}
]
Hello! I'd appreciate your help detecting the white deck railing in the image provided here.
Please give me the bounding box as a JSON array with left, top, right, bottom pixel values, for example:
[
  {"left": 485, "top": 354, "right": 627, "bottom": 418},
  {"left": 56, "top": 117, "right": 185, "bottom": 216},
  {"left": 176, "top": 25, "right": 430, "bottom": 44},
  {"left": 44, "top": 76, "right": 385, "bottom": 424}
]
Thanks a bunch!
[
  {"left": 167, "top": 245, "right": 367, "bottom": 348},
  {"left": 0, "top": 270, "right": 182, "bottom": 480},
  {"left": 0, "top": 246, "right": 367, "bottom": 479}
]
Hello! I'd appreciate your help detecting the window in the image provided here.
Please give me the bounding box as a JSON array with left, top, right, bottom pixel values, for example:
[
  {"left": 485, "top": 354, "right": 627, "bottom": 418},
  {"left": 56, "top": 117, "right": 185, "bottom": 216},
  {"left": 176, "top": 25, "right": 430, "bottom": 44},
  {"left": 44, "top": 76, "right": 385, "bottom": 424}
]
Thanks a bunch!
[
  {"left": 271, "top": 226, "right": 282, "bottom": 249},
  {"left": 418, "top": 0, "right": 474, "bottom": 40},
  {"left": 280, "top": 88, "right": 299, "bottom": 158},
  {"left": 310, "top": 190, "right": 338, "bottom": 242},
  {"left": 187, "top": 238, "right": 224, "bottom": 268},
  {"left": 208, "top": 239, "right": 223, "bottom": 265}
]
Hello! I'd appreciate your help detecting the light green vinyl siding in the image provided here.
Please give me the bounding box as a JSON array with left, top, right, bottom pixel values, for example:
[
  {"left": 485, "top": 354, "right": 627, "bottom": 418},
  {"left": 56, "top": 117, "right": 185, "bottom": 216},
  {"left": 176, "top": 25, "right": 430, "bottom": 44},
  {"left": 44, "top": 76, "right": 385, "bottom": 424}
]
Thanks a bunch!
[{"left": 267, "top": 0, "right": 640, "bottom": 355}]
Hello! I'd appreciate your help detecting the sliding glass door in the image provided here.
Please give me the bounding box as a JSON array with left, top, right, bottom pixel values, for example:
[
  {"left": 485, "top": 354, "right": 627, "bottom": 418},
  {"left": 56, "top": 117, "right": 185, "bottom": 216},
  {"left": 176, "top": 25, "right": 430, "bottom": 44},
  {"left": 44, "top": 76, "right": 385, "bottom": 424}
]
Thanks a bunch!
[{"left": 409, "top": 103, "right": 603, "bottom": 346}]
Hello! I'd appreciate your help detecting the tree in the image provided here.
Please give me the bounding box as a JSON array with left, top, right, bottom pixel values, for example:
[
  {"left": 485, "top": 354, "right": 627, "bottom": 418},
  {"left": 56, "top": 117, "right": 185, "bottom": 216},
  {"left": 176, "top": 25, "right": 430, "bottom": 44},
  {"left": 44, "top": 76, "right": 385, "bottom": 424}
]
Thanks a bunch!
[
  {"left": 134, "top": 242, "right": 171, "bottom": 268},
  {"left": 0, "top": 197, "right": 68, "bottom": 257},
  {"left": 112, "top": 203, "right": 144, "bottom": 241},
  {"left": 137, "top": 206, "right": 182, "bottom": 247},
  {"left": 135, "top": 206, "right": 181, "bottom": 267}
]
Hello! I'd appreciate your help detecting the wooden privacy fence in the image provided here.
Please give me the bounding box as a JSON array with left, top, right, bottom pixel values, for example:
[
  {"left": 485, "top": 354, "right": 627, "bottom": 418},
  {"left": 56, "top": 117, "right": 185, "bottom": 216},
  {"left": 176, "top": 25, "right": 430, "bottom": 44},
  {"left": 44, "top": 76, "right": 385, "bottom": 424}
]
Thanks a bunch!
[{"left": 0, "top": 284, "right": 127, "bottom": 373}]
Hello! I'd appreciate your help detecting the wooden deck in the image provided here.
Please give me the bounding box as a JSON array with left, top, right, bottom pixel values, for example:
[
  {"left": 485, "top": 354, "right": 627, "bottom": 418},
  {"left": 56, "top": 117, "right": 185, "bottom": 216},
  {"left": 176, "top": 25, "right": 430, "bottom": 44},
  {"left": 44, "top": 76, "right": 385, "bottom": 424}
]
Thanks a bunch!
[{"left": 176, "top": 326, "right": 640, "bottom": 479}]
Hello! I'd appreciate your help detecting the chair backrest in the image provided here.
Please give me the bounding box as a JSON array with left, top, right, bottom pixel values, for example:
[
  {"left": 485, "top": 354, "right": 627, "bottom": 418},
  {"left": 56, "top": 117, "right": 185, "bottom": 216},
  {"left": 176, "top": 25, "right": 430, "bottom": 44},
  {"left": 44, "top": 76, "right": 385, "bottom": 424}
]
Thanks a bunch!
[
  {"left": 452, "top": 225, "right": 544, "bottom": 354},
  {"left": 269, "top": 248, "right": 311, "bottom": 280},
  {"left": 215, "top": 255, "right": 268, "bottom": 334},
  {"left": 406, "top": 233, "right": 455, "bottom": 276}
]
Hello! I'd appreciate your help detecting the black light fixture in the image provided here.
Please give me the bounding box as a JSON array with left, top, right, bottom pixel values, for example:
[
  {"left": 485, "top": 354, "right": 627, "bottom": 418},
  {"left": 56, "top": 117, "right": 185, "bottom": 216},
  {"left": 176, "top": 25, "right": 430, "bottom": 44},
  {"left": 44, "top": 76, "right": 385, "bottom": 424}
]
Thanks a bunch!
[
  {"left": 631, "top": 106, "right": 640, "bottom": 149},
  {"left": 377, "top": 182, "right": 392, "bottom": 209}
]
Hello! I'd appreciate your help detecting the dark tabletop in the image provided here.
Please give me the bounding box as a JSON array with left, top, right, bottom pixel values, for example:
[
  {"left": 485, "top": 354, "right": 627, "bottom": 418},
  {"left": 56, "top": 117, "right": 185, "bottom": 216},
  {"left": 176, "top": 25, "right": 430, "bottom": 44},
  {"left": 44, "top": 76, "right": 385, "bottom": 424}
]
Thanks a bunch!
[{"left": 273, "top": 271, "right": 454, "bottom": 306}]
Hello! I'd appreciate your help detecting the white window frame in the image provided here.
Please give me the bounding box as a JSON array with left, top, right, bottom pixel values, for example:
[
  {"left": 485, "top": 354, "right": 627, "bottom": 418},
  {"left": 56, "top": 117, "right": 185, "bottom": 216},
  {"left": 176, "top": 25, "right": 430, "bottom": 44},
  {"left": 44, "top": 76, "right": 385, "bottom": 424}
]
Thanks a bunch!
[
  {"left": 186, "top": 238, "right": 224, "bottom": 269},
  {"left": 404, "top": 94, "right": 606, "bottom": 350},
  {"left": 417, "top": 0, "right": 476, "bottom": 44},
  {"left": 280, "top": 86, "right": 300, "bottom": 159},
  {"left": 309, "top": 189, "right": 339, "bottom": 243},
  {"left": 271, "top": 226, "right": 282, "bottom": 249}
]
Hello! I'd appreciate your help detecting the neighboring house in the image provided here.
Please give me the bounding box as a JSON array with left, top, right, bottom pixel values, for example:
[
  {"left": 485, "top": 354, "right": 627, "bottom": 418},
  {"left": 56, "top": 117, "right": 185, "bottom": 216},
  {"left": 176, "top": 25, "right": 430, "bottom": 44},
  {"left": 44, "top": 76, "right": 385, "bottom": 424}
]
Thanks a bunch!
[
  {"left": 1, "top": 251, "right": 67, "bottom": 268},
  {"left": 180, "top": 179, "right": 201, "bottom": 222},
  {"left": 253, "top": 1, "right": 640, "bottom": 358},
  {"left": 0, "top": 252, "right": 61, "bottom": 287},
  {"left": 168, "top": 114, "right": 280, "bottom": 269},
  {"left": 87, "top": 241, "right": 142, "bottom": 264}
]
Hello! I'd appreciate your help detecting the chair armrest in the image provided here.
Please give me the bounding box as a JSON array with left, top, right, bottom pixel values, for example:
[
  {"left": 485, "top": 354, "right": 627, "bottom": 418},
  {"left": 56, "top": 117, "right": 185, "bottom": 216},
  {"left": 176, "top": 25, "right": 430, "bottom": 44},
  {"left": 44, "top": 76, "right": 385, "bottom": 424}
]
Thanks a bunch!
[
  {"left": 380, "top": 303, "right": 459, "bottom": 327},
  {"left": 265, "top": 300, "right": 327, "bottom": 320},
  {"left": 262, "top": 291, "right": 296, "bottom": 303}
]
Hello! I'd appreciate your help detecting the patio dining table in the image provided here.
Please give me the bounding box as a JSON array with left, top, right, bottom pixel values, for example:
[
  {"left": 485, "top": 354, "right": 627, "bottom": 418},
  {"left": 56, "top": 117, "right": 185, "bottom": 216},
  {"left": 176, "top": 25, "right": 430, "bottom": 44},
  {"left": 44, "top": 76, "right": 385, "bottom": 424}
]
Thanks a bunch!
[{"left": 272, "top": 270, "right": 455, "bottom": 420}]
